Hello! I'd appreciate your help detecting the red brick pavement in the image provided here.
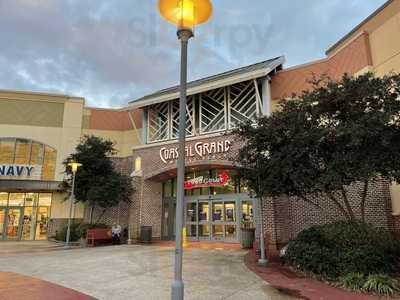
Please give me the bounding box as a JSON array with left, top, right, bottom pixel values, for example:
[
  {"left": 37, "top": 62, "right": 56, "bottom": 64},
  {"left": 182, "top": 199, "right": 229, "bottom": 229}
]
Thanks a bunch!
[
  {"left": 244, "top": 251, "right": 398, "bottom": 300},
  {"left": 0, "top": 272, "right": 96, "bottom": 300}
]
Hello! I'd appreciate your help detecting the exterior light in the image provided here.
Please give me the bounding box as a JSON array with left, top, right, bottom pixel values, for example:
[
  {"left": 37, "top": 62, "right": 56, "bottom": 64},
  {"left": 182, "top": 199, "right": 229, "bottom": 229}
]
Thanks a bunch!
[
  {"left": 158, "top": 0, "right": 212, "bottom": 35},
  {"left": 135, "top": 157, "right": 142, "bottom": 172},
  {"left": 65, "top": 160, "right": 82, "bottom": 247},
  {"left": 157, "top": 1, "right": 213, "bottom": 299},
  {"left": 68, "top": 161, "right": 82, "bottom": 174}
]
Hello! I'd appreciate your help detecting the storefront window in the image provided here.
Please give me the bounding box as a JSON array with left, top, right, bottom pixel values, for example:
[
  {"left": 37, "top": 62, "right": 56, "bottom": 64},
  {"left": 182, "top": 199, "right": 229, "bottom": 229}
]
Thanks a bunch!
[
  {"left": 8, "top": 193, "right": 25, "bottom": 206},
  {"left": 0, "top": 139, "right": 14, "bottom": 164},
  {"left": 30, "top": 142, "right": 44, "bottom": 165},
  {"left": 0, "top": 138, "right": 57, "bottom": 180},
  {"left": 25, "top": 193, "right": 38, "bottom": 207},
  {"left": 0, "top": 192, "right": 52, "bottom": 241},
  {"left": 0, "top": 193, "right": 8, "bottom": 206},
  {"left": 241, "top": 201, "right": 254, "bottom": 222},
  {"left": 39, "top": 193, "right": 52, "bottom": 206},
  {"left": 14, "top": 139, "right": 31, "bottom": 164},
  {"left": 42, "top": 146, "right": 56, "bottom": 181}
]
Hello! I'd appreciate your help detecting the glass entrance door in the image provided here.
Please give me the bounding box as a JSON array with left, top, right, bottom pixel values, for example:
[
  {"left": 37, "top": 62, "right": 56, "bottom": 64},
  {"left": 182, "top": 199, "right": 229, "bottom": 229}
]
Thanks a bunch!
[
  {"left": 0, "top": 208, "right": 5, "bottom": 240},
  {"left": 5, "top": 208, "right": 23, "bottom": 240},
  {"left": 185, "top": 199, "right": 239, "bottom": 243}
]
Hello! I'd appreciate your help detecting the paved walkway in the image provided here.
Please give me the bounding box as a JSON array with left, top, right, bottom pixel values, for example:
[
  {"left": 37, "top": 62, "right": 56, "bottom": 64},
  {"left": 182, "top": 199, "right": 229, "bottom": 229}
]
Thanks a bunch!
[
  {"left": 0, "top": 244, "right": 298, "bottom": 300},
  {"left": 0, "top": 272, "right": 95, "bottom": 300}
]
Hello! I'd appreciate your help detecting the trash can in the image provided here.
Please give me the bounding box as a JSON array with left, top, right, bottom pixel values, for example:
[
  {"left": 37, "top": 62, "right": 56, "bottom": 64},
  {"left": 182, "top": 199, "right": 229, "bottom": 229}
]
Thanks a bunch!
[{"left": 140, "top": 226, "right": 152, "bottom": 243}]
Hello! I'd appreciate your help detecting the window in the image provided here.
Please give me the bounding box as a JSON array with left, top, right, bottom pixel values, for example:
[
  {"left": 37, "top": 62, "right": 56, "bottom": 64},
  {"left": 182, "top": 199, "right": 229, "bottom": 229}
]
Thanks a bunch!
[
  {"left": 0, "top": 139, "right": 14, "bottom": 164},
  {"left": 200, "top": 87, "right": 226, "bottom": 134},
  {"left": 0, "top": 138, "right": 57, "bottom": 180},
  {"left": 14, "top": 139, "right": 31, "bottom": 164},
  {"left": 42, "top": 146, "right": 56, "bottom": 180},
  {"left": 229, "top": 80, "right": 260, "bottom": 128},
  {"left": 148, "top": 102, "right": 170, "bottom": 142}
]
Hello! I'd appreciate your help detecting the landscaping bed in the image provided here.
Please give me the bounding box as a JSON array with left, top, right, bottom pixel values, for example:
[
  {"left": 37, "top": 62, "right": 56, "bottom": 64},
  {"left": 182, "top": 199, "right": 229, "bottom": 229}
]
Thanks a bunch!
[{"left": 282, "top": 222, "right": 400, "bottom": 297}]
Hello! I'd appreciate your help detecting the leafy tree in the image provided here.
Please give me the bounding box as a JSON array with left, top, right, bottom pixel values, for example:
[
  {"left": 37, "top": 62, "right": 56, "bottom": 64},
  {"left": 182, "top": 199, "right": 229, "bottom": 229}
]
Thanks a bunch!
[
  {"left": 235, "top": 73, "right": 400, "bottom": 221},
  {"left": 63, "top": 135, "right": 133, "bottom": 224}
]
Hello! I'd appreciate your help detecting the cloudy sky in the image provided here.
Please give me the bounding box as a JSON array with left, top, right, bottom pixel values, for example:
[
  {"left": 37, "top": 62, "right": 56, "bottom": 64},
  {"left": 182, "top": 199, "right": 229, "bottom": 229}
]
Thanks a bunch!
[{"left": 0, "top": 0, "right": 387, "bottom": 108}]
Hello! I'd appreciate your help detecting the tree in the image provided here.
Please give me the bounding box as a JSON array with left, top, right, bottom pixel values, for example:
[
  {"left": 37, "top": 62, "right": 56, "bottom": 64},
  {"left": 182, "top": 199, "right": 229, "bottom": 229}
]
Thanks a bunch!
[
  {"left": 63, "top": 135, "right": 133, "bottom": 224},
  {"left": 235, "top": 73, "right": 400, "bottom": 221}
]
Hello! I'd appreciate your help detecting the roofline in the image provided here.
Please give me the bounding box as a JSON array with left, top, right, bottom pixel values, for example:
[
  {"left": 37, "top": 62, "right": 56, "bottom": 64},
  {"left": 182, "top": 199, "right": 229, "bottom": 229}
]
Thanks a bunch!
[
  {"left": 128, "top": 56, "right": 285, "bottom": 109},
  {"left": 0, "top": 88, "right": 84, "bottom": 101},
  {"left": 325, "top": 0, "right": 393, "bottom": 55}
]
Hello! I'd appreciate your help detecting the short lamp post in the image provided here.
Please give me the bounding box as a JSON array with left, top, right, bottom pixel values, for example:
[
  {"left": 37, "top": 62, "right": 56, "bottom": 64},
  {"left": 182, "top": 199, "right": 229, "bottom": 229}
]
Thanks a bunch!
[
  {"left": 65, "top": 161, "right": 82, "bottom": 248},
  {"left": 158, "top": 1, "right": 213, "bottom": 299}
]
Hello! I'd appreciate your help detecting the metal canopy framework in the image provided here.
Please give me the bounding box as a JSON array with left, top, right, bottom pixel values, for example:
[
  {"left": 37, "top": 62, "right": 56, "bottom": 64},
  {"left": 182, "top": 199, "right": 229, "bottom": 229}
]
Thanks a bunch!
[{"left": 146, "top": 78, "right": 264, "bottom": 143}]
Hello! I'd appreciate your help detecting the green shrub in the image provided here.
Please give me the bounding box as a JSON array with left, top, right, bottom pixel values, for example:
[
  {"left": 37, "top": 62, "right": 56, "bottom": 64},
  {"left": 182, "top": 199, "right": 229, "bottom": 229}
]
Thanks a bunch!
[
  {"left": 283, "top": 227, "right": 340, "bottom": 279},
  {"left": 338, "top": 246, "right": 394, "bottom": 275},
  {"left": 77, "top": 223, "right": 108, "bottom": 239},
  {"left": 55, "top": 223, "right": 81, "bottom": 242},
  {"left": 283, "top": 222, "right": 400, "bottom": 280},
  {"left": 362, "top": 274, "right": 400, "bottom": 297},
  {"left": 339, "top": 273, "right": 365, "bottom": 292}
]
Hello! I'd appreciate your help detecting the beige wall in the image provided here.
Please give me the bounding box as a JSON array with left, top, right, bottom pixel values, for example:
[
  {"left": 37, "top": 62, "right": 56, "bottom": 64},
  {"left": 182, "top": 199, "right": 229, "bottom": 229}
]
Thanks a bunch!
[
  {"left": 51, "top": 192, "right": 84, "bottom": 219},
  {"left": 82, "top": 128, "right": 142, "bottom": 157},
  {"left": 370, "top": 6, "right": 400, "bottom": 75}
]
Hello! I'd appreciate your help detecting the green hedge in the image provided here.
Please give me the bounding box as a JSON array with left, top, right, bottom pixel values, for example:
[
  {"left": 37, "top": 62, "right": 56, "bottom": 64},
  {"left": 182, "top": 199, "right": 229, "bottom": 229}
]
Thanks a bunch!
[
  {"left": 55, "top": 223, "right": 109, "bottom": 242},
  {"left": 283, "top": 221, "right": 400, "bottom": 284}
]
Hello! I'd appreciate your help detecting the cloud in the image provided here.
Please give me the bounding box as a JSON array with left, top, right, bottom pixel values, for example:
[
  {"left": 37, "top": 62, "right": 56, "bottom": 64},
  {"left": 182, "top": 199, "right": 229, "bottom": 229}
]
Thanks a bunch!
[{"left": 0, "top": 0, "right": 388, "bottom": 108}]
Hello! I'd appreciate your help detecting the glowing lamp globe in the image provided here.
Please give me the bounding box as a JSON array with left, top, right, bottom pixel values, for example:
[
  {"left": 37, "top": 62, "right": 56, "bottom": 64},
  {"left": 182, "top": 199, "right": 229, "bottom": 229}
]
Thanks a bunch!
[
  {"left": 158, "top": 0, "right": 213, "bottom": 33},
  {"left": 68, "top": 161, "right": 82, "bottom": 173}
]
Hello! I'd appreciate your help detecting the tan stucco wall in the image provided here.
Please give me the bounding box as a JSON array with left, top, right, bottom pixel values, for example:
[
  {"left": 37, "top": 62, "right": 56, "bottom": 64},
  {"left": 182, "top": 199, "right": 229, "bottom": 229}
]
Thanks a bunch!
[
  {"left": 82, "top": 128, "right": 141, "bottom": 157},
  {"left": 51, "top": 192, "right": 84, "bottom": 219},
  {"left": 0, "top": 98, "right": 84, "bottom": 181},
  {"left": 369, "top": 8, "right": 400, "bottom": 75}
]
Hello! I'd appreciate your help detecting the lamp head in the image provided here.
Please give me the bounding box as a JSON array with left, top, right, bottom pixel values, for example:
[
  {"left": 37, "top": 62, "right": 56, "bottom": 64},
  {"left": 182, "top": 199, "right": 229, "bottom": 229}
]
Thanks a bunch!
[
  {"left": 68, "top": 161, "right": 82, "bottom": 173},
  {"left": 158, "top": 0, "right": 213, "bottom": 36}
]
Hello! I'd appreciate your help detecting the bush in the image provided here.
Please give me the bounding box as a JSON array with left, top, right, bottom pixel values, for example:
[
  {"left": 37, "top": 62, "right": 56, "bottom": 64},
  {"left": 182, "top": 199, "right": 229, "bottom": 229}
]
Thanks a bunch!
[
  {"left": 362, "top": 274, "right": 400, "bottom": 297},
  {"left": 339, "top": 273, "right": 365, "bottom": 292},
  {"left": 77, "top": 223, "right": 108, "bottom": 239},
  {"left": 55, "top": 222, "right": 81, "bottom": 242},
  {"left": 283, "top": 227, "right": 340, "bottom": 279},
  {"left": 338, "top": 246, "right": 394, "bottom": 275},
  {"left": 283, "top": 222, "right": 400, "bottom": 281}
]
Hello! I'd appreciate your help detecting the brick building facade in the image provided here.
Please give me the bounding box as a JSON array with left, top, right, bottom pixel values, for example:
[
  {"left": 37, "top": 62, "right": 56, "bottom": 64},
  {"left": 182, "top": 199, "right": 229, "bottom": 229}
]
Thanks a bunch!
[{"left": 78, "top": 0, "right": 400, "bottom": 250}]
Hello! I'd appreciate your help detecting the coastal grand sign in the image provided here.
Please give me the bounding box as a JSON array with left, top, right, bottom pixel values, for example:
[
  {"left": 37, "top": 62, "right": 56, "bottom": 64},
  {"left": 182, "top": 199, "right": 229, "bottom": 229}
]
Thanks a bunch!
[
  {"left": 0, "top": 164, "right": 42, "bottom": 180},
  {"left": 160, "top": 140, "right": 232, "bottom": 164}
]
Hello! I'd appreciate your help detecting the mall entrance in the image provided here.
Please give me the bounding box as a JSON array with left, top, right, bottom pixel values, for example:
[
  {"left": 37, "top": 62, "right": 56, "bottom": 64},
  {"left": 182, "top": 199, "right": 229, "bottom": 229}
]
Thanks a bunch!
[{"left": 161, "top": 168, "right": 255, "bottom": 243}]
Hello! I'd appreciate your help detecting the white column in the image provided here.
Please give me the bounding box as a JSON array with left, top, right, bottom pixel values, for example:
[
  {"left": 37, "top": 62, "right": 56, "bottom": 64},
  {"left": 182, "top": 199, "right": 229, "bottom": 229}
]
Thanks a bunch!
[{"left": 261, "top": 76, "right": 272, "bottom": 116}]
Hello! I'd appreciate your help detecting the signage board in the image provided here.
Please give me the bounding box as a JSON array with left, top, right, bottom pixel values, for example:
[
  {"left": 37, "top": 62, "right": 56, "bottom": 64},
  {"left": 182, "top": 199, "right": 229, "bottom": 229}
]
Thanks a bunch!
[
  {"left": 184, "top": 172, "right": 230, "bottom": 190},
  {"left": 160, "top": 140, "right": 232, "bottom": 164},
  {"left": 0, "top": 165, "right": 42, "bottom": 180}
]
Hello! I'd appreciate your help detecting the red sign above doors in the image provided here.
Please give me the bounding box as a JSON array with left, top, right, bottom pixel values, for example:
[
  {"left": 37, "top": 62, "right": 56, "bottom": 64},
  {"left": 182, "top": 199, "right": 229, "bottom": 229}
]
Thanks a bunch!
[{"left": 184, "top": 172, "right": 230, "bottom": 190}]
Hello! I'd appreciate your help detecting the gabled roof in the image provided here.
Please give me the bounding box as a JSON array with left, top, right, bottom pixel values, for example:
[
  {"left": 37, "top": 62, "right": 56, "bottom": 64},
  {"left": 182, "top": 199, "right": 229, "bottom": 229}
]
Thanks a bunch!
[{"left": 129, "top": 56, "right": 285, "bottom": 108}]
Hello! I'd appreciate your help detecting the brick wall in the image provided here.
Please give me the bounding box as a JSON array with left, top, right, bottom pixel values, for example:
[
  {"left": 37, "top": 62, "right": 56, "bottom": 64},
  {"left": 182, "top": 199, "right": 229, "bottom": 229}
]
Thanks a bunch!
[{"left": 270, "top": 178, "right": 394, "bottom": 248}]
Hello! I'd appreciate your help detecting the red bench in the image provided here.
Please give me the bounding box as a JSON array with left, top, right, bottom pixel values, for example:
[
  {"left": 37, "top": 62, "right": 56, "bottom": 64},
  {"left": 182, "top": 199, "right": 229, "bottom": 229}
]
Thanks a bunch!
[{"left": 86, "top": 228, "right": 112, "bottom": 247}]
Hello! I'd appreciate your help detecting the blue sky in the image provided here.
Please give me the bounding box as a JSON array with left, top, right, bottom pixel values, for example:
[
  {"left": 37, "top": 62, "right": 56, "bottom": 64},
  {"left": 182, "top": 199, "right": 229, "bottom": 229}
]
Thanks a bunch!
[{"left": 0, "top": 0, "right": 388, "bottom": 107}]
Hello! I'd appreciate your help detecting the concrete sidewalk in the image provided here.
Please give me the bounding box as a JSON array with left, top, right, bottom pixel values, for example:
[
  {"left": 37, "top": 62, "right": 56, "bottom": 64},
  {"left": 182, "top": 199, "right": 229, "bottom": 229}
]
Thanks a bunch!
[{"left": 0, "top": 244, "right": 298, "bottom": 300}]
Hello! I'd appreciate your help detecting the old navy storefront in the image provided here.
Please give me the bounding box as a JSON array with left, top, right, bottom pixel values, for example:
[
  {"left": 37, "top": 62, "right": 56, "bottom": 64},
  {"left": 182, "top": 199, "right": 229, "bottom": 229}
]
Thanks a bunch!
[{"left": 0, "top": 138, "right": 58, "bottom": 241}]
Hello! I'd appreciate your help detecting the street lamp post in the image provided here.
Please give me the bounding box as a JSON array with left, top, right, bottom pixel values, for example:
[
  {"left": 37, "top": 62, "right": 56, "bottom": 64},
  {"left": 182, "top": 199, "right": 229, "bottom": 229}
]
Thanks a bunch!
[
  {"left": 65, "top": 161, "right": 82, "bottom": 248},
  {"left": 158, "top": 1, "right": 213, "bottom": 299}
]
